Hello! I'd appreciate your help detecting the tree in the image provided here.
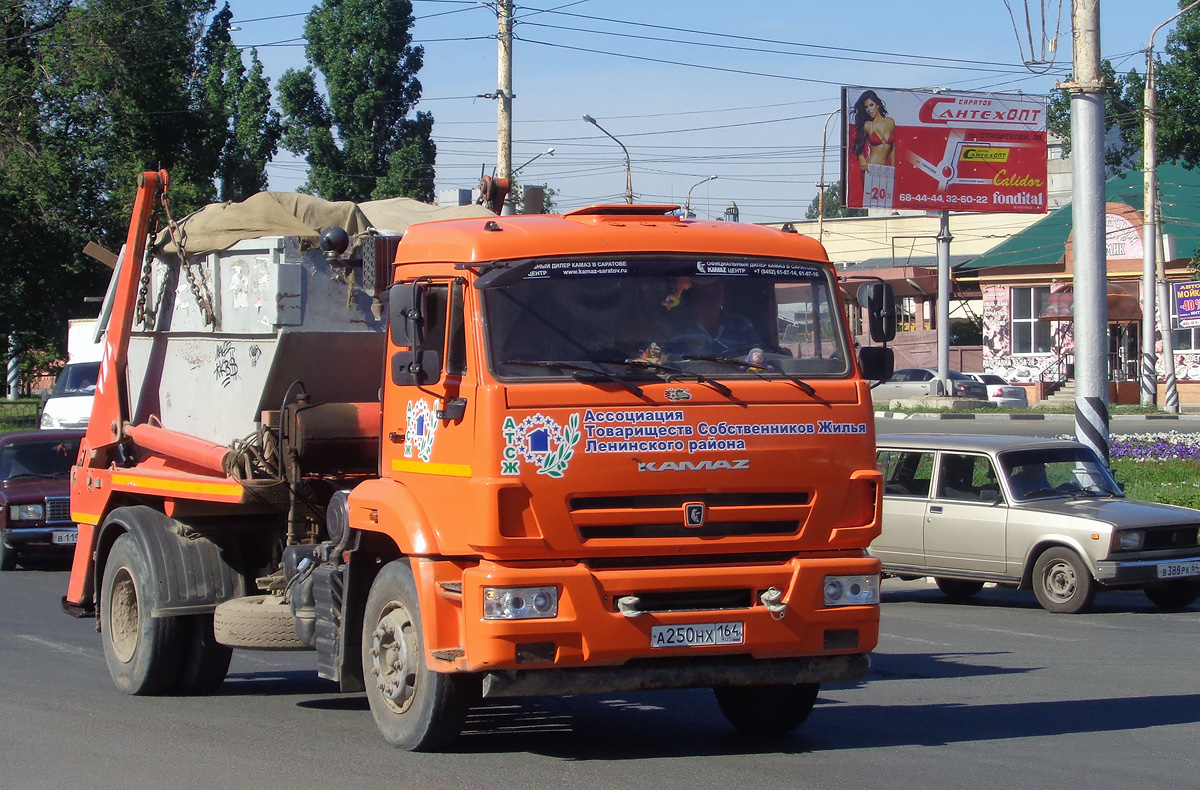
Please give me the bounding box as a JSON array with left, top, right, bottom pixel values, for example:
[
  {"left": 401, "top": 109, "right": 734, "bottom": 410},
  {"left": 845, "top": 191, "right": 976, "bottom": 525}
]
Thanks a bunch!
[
  {"left": 278, "top": 0, "right": 436, "bottom": 202},
  {"left": 1155, "top": 8, "right": 1200, "bottom": 169},
  {"left": 805, "top": 182, "right": 866, "bottom": 220},
  {"left": 1046, "top": 60, "right": 1143, "bottom": 177},
  {"left": 196, "top": 3, "right": 282, "bottom": 202}
]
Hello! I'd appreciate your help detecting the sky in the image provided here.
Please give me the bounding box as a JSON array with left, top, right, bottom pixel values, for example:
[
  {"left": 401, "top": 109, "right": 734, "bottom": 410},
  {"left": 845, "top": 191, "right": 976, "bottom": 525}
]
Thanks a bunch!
[{"left": 223, "top": 0, "right": 1193, "bottom": 224}]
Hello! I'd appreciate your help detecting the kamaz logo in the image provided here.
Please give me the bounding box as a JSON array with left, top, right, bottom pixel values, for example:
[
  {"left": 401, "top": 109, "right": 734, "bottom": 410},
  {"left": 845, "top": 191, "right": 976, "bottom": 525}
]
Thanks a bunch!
[{"left": 637, "top": 459, "right": 750, "bottom": 472}]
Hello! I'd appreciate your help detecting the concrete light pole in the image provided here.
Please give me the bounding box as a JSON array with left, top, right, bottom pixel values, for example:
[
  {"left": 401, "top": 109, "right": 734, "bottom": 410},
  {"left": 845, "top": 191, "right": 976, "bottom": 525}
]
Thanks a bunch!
[
  {"left": 684, "top": 175, "right": 717, "bottom": 219},
  {"left": 583, "top": 114, "right": 633, "bottom": 204},
  {"left": 1141, "top": 3, "right": 1196, "bottom": 412},
  {"left": 1068, "top": 0, "right": 1111, "bottom": 464}
]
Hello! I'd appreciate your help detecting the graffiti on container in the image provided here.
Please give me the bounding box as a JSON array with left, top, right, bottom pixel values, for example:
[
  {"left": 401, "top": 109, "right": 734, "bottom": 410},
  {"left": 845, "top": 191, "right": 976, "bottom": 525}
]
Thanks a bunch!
[
  {"left": 249, "top": 344, "right": 262, "bottom": 368},
  {"left": 215, "top": 341, "right": 240, "bottom": 388}
]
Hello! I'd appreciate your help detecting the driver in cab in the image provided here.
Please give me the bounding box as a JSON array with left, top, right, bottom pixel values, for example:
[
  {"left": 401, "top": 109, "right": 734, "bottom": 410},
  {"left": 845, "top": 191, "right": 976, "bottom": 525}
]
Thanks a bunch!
[{"left": 659, "top": 277, "right": 765, "bottom": 358}]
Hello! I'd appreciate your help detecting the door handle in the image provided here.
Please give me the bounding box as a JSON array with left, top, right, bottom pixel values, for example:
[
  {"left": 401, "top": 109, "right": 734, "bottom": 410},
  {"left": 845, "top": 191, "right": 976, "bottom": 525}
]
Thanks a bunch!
[{"left": 929, "top": 505, "right": 943, "bottom": 514}]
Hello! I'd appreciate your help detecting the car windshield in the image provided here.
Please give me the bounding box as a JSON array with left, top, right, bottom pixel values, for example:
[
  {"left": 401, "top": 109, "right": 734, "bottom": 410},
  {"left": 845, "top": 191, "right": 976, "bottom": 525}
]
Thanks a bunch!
[
  {"left": 0, "top": 437, "right": 81, "bottom": 480},
  {"left": 1000, "top": 446, "right": 1122, "bottom": 500},
  {"left": 51, "top": 362, "right": 100, "bottom": 396},
  {"left": 482, "top": 256, "right": 851, "bottom": 381}
]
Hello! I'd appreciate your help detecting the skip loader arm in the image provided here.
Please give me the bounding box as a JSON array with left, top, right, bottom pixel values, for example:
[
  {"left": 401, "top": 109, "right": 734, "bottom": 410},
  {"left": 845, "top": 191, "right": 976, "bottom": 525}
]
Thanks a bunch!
[{"left": 66, "top": 170, "right": 168, "bottom": 611}]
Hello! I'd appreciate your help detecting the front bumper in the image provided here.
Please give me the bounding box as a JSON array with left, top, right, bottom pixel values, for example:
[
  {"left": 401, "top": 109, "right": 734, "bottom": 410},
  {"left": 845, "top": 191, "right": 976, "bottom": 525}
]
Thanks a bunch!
[
  {"left": 1094, "top": 554, "right": 1200, "bottom": 584},
  {"left": 1, "top": 525, "right": 78, "bottom": 549},
  {"left": 449, "top": 555, "right": 881, "bottom": 676}
]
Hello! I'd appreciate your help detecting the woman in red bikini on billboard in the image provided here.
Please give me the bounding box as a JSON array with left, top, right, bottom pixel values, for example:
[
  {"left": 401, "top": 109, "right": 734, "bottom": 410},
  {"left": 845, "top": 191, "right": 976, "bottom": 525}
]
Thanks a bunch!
[{"left": 850, "top": 90, "right": 896, "bottom": 206}]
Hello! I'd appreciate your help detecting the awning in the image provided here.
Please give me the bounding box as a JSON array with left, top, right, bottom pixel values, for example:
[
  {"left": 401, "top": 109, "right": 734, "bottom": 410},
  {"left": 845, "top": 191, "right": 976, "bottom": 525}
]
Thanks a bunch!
[
  {"left": 1037, "top": 281, "right": 1141, "bottom": 321},
  {"left": 959, "top": 162, "right": 1200, "bottom": 270}
]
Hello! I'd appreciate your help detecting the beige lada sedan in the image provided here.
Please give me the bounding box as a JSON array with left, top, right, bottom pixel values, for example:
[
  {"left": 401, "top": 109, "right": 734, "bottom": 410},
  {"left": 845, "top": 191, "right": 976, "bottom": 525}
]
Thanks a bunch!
[{"left": 872, "top": 434, "right": 1200, "bottom": 613}]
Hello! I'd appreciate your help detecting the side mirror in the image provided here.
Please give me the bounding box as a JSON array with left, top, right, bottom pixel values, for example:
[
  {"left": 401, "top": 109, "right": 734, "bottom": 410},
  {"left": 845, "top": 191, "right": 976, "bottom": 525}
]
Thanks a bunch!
[
  {"left": 388, "top": 281, "right": 443, "bottom": 386},
  {"left": 389, "top": 282, "right": 427, "bottom": 347},
  {"left": 857, "top": 282, "right": 897, "bottom": 343},
  {"left": 858, "top": 346, "right": 894, "bottom": 382}
]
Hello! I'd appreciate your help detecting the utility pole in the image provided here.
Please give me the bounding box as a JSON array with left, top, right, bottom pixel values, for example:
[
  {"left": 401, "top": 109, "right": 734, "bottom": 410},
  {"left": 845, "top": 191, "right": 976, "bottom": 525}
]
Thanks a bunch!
[
  {"left": 1068, "top": 0, "right": 1110, "bottom": 464},
  {"left": 496, "top": 0, "right": 513, "bottom": 181}
]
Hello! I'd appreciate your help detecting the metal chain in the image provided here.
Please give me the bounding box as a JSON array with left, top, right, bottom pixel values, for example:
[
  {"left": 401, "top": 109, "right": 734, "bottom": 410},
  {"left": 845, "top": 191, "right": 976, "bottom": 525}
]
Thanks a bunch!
[
  {"left": 160, "top": 191, "right": 216, "bottom": 327},
  {"left": 134, "top": 251, "right": 154, "bottom": 328}
]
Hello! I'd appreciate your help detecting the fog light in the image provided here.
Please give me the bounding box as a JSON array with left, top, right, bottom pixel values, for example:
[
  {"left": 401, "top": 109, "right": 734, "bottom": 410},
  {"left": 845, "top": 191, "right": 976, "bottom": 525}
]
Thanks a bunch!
[
  {"left": 823, "top": 574, "right": 879, "bottom": 606},
  {"left": 9, "top": 504, "right": 44, "bottom": 521},
  {"left": 483, "top": 586, "right": 558, "bottom": 620}
]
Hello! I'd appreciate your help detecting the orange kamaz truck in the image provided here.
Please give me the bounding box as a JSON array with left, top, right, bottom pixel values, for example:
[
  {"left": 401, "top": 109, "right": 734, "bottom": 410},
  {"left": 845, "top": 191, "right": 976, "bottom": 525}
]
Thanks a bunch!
[{"left": 65, "top": 170, "right": 895, "bottom": 750}]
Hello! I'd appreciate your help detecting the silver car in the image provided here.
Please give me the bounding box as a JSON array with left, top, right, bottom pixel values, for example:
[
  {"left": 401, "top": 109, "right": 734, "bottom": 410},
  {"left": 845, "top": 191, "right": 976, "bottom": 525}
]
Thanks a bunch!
[
  {"left": 872, "top": 434, "right": 1200, "bottom": 613},
  {"left": 872, "top": 368, "right": 987, "bottom": 402},
  {"left": 964, "top": 372, "right": 1029, "bottom": 408}
]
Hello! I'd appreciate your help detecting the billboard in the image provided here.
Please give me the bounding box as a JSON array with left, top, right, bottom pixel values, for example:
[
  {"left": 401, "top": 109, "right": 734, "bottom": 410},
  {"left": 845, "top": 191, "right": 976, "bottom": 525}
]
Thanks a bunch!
[
  {"left": 841, "top": 87, "right": 1048, "bottom": 214},
  {"left": 1174, "top": 281, "right": 1200, "bottom": 329}
]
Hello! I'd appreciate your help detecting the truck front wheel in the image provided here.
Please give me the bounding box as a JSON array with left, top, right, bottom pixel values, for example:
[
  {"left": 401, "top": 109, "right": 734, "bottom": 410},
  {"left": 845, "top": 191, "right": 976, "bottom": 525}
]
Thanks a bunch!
[
  {"left": 100, "top": 533, "right": 185, "bottom": 694},
  {"left": 362, "top": 559, "right": 470, "bottom": 751},
  {"left": 713, "top": 682, "right": 820, "bottom": 735}
]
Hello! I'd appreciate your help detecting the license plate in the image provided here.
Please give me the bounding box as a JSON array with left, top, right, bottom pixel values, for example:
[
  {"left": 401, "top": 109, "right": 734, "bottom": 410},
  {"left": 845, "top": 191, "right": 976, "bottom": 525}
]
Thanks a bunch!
[
  {"left": 650, "top": 622, "right": 744, "bottom": 648},
  {"left": 1157, "top": 561, "right": 1200, "bottom": 579},
  {"left": 52, "top": 531, "right": 78, "bottom": 545}
]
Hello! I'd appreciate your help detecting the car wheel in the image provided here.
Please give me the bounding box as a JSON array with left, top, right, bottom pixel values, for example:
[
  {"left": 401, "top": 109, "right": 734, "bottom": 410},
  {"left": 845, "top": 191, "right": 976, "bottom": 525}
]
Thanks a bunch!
[
  {"left": 1032, "top": 547, "right": 1097, "bottom": 614},
  {"left": 0, "top": 539, "right": 17, "bottom": 572},
  {"left": 1143, "top": 580, "right": 1200, "bottom": 610},
  {"left": 713, "top": 682, "right": 820, "bottom": 735},
  {"left": 100, "top": 533, "right": 186, "bottom": 694},
  {"left": 362, "top": 559, "right": 471, "bottom": 751},
  {"left": 934, "top": 578, "right": 985, "bottom": 600}
]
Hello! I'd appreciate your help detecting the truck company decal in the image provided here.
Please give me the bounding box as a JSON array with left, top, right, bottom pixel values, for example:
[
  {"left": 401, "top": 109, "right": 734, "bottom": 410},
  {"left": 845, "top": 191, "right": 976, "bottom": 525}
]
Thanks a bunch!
[
  {"left": 501, "top": 413, "right": 582, "bottom": 478},
  {"left": 638, "top": 459, "right": 750, "bottom": 472},
  {"left": 405, "top": 399, "right": 437, "bottom": 462}
]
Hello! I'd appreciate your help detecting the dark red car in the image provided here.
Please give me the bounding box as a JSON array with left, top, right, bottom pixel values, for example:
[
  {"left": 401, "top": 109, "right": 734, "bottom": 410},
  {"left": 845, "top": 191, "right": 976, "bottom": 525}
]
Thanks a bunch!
[{"left": 0, "top": 430, "right": 84, "bottom": 570}]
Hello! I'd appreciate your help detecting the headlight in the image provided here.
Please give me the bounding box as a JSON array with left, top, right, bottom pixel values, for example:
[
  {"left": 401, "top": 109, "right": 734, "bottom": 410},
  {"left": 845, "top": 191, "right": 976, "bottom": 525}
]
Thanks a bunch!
[
  {"left": 483, "top": 586, "right": 558, "bottom": 620},
  {"left": 824, "top": 574, "right": 880, "bottom": 606},
  {"left": 1114, "top": 529, "right": 1145, "bottom": 551},
  {"left": 40, "top": 412, "right": 55, "bottom": 429},
  {"left": 9, "top": 504, "right": 45, "bottom": 521}
]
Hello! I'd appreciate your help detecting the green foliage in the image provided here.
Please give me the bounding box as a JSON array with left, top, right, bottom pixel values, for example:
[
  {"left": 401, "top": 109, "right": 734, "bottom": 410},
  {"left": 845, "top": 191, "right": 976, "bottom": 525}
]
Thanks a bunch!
[
  {"left": 1111, "top": 458, "right": 1200, "bottom": 509},
  {"left": 805, "top": 182, "right": 866, "bottom": 220},
  {"left": 0, "top": 1, "right": 280, "bottom": 364},
  {"left": 1156, "top": 9, "right": 1200, "bottom": 170},
  {"left": 278, "top": 0, "right": 435, "bottom": 202},
  {"left": 1046, "top": 60, "right": 1142, "bottom": 177}
]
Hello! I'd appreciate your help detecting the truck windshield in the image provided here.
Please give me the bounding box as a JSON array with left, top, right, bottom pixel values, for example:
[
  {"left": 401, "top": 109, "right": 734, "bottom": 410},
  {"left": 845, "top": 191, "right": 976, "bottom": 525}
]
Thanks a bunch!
[{"left": 483, "top": 256, "right": 851, "bottom": 380}]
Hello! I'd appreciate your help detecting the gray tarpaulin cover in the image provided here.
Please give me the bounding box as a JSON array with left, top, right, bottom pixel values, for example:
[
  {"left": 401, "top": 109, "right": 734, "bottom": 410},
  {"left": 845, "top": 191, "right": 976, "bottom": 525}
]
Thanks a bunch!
[{"left": 153, "top": 191, "right": 492, "bottom": 257}]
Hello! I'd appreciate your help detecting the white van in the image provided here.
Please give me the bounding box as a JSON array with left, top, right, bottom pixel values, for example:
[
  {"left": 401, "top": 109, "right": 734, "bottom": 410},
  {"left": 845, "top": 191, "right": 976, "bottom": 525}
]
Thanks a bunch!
[{"left": 40, "top": 319, "right": 102, "bottom": 430}]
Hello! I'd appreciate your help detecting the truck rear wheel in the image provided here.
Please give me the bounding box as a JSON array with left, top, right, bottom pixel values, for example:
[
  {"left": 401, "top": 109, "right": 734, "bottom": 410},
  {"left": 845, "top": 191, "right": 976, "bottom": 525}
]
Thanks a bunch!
[
  {"left": 100, "top": 533, "right": 185, "bottom": 695},
  {"left": 362, "top": 559, "right": 469, "bottom": 751},
  {"left": 175, "top": 614, "right": 234, "bottom": 694},
  {"left": 713, "top": 682, "right": 820, "bottom": 735}
]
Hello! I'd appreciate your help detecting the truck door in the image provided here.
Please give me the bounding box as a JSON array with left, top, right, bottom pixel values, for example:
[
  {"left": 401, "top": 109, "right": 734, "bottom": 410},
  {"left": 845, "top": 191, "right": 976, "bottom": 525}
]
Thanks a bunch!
[
  {"left": 384, "top": 278, "right": 477, "bottom": 481},
  {"left": 923, "top": 452, "right": 1007, "bottom": 574}
]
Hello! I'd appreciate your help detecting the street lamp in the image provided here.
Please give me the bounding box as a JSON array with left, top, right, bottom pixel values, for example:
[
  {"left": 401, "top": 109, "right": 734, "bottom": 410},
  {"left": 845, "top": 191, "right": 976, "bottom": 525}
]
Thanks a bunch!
[
  {"left": 512, "top": 147, "right": 554, "bottom": 178},
  {"left": 1140, "top": 1, "right": 1197, "bottom": 412},
  {"left": 582, "top": 114, "right": 633, "bottom": 204},
  {"left": 817, "top": 109, "right": 841, "bottom": 243},
  {"left": 683, "top": 175, "right": 717, "bottom": 219}
]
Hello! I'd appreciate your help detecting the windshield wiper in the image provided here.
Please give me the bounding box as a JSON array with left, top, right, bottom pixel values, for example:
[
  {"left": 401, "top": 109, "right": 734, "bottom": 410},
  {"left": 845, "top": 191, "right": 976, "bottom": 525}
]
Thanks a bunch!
[
  {"left": 681, "top": 355, "right": 818, "bottom": 397},
  {"left": 501, "top": 360, "right": 644, "bottom": 397},
  {"left": 1066, "top": 484, "right": 1120, "bottom": 498},
  {"left": 603, "top": 358, "right": 733, "bottom": 397}
]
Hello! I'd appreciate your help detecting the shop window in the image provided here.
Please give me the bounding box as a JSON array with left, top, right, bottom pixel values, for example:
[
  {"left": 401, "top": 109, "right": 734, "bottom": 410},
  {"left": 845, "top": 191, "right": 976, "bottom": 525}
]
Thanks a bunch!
[{"left": 1011, "top": 286, "right": 1051, "bottom": 354}]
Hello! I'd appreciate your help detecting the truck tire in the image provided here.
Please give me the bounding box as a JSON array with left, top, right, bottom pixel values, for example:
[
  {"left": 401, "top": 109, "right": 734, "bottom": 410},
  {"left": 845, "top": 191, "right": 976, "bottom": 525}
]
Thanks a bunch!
[
  {"left": 934, "top": 578, "right": 985, "bottom": 600},
  {"left": 213, "top": 595, "right": 309, "bottom": 650},
  {"left": 0, "top": 539, "right": 17, "bottom": 572},
  {"left": 175, "top": 614, "right": 234, "bottom": 694},
  {"left": 100, "top": 533, "right": 186, "bottom": 695},
  {"left": 713, "top": 682, "right": 820, "bottom": 735},
  {"left": 362, "top": 559, "right": 470, "bottom": 751},
  {"left": 1032, "top": 547, "right": 1096, "bottom": 614}
]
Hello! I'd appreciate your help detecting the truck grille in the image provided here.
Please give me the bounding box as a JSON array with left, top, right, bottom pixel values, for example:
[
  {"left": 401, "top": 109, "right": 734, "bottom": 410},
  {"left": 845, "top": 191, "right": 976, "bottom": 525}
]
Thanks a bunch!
[
  {"left": 45, "top": 497, "right": 71, "bottom": 524},
  {"left": 569, "top": 492, "right": 810, "bottom": 542}
]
